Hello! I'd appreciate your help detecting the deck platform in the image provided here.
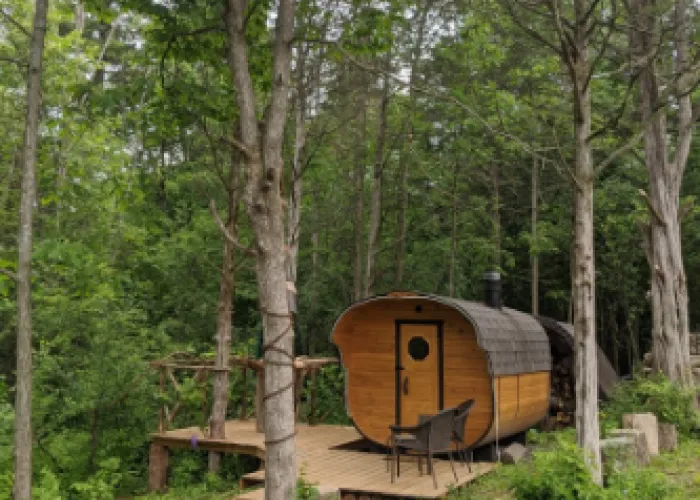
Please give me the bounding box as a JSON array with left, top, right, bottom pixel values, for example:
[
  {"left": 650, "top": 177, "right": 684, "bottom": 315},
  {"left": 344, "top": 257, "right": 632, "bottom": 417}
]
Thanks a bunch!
[{"left": 150, "top": 420, "right": 494, "bottom": 499}]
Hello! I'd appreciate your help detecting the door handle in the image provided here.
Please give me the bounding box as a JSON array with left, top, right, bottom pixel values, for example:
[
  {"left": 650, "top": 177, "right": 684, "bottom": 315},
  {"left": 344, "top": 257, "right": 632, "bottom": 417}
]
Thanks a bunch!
[{"left": 403, "top": 376, "right": 409, "bottom": 395}]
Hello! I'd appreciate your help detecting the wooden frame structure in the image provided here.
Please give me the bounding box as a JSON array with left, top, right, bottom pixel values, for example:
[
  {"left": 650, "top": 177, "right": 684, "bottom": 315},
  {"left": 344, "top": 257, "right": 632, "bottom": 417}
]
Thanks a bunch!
[
  {"left": 147, "top": 353, "right": 337, "bottom": 492},
  {"left": 150, "top": 353, "right": 337, "bottom": 434}
]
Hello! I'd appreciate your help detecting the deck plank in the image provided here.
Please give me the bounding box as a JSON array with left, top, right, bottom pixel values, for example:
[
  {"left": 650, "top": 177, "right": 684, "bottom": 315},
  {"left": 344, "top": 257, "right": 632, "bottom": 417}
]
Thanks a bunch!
[{"left": 151, "top": 420, "right": 493, "bottom": 498}]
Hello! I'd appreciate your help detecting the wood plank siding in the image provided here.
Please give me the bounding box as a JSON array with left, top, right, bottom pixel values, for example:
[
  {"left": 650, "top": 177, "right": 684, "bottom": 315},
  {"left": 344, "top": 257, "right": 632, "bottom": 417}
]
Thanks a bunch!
[{"left": 332, "top": 296, "right": 551, "bottom": 449}]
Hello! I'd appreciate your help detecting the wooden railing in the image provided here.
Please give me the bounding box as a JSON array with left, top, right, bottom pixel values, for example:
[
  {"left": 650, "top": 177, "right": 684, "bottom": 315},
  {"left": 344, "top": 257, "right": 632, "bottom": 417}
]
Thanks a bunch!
[{"left": 150, "top": 353, "right": 338, "bottom": 434}]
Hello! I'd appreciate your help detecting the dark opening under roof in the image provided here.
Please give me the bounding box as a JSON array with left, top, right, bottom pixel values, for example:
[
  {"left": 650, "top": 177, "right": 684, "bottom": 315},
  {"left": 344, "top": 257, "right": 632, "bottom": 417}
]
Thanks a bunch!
[{"left": 536, "top": 315, "right": 619, "bottom": 398}]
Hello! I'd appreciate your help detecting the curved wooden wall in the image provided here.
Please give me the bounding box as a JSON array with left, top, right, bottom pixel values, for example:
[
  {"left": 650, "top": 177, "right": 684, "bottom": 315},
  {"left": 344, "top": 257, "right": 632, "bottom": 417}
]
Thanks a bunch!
[
  {"left": 332, "top": 297, "right": 550, "bottom": 449},
  {"left": 477, "top": 372, "right": 550, "bottom": 446}
]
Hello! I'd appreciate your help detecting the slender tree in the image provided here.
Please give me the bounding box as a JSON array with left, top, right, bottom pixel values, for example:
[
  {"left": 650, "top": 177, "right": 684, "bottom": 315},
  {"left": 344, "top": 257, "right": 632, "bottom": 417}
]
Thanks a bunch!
[
  {"left": 14, "top": 0, "right": 49, "bottom": 498},
  {"left": 208, "top": 152, "right": 241, "bottom": 472},
  {"left": 365, "top": 70, "right": 390, "bottom": 297},
  {"left": 225, "top": 0, "right": 297, "bottom": 497},
  {"left": 497, "top": 0, "right": 605, "bottom": 483}
]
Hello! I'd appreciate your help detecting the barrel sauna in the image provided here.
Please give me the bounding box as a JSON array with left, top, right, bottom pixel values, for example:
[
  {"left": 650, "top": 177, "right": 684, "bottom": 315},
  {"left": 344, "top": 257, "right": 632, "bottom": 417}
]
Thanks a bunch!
[{"left": 330, "top": 292, "right": 552, "bottom": 450}]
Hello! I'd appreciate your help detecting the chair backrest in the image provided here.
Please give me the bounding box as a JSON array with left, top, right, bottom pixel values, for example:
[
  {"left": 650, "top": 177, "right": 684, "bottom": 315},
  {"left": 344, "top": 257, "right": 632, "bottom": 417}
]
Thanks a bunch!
[
  {"left": 453, "top": 399, "right": 475, "bottom": 442},
  {"left": 427, "top": 407, "right": 457, "bottom": 451}
]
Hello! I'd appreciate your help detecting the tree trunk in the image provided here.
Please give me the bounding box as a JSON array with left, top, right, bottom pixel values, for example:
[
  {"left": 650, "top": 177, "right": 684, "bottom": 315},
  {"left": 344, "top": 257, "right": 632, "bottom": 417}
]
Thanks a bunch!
[
  {"left": 630, "top": 0, "right": 694, "bottom": 384},
  {"left": 365, "top": 73, "right": 389, "bottom": 297},
  {"left": 208, "top": 155, "right": 241, "bottom": 473},
  {"left": 395, "top": 0, "right": 432, "bottom": 287},
  {"left": 286, "top": 43, "right": 307, "bottom": 316},
  {"left": 225, "top": 1, "right": 297, "bottom": 497},
  {"left": 352, "top": 95, "right": 367, "bottom": 301},
  {"left": 571, "top": 17, "right": 601, "bottom": 483},
  {"left": 492, "top": 163, "right": 501, "bottom": 269},
  {"left": 448, "top": 161, "right": 459, "bottom": 297},
  {"left": 14, "top": 1, "right": 49, "bottom": 498},
  {"left": 531, "top": 155, "right": 539, "bottom": 316},
  {"left": 309, "top": 184, "right": 319, "bottom": 356}
]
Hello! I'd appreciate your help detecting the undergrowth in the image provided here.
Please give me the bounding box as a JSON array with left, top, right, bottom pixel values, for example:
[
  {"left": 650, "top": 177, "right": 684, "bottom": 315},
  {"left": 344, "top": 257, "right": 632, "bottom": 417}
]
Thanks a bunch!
[
  {"left": 451, "top": 374, "right": 700, "bottom": 500},
  {"left": 600, "top": 373, "right": 700, "bottom": 437}
]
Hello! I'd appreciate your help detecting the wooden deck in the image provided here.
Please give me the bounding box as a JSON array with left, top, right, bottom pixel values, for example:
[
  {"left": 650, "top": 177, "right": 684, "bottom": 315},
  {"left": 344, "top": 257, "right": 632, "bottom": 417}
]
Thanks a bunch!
[{"left": 151, "top": 420, "right": 494, "bottom": 499}]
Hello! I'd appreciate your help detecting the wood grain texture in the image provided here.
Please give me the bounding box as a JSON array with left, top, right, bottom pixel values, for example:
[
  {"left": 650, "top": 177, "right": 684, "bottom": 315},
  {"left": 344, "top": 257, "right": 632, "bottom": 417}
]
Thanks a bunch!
[
  {"left": 334, "top": 299, "right": 495, "bottom": 447},
  {"left": 332, "top": 297, "right": 552, "bottom": 449},
  {"left": 480, "top": 372, "right": 549, "bottom": 445},
  {"left": 399, "top": 324, "right": 439, "bottom": 426}
]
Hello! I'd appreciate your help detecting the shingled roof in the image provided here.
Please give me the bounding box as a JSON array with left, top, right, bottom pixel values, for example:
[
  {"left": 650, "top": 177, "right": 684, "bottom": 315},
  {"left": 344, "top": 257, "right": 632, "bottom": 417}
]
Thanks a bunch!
[
  {"left": 331, "top": 292, "right": 552, "bottom": 377},
  {"left": 428, "top": 295, "right": 552, "bottom": 376}
]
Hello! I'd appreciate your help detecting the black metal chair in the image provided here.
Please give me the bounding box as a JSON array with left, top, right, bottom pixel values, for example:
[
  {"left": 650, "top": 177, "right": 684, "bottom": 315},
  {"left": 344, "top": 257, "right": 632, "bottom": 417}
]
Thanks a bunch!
[
  {"left": 452, "top": 399, "right": 475, "bottom": 472},
  {"left": 388, "top": 407, "right": 458, "bottom": 489}
]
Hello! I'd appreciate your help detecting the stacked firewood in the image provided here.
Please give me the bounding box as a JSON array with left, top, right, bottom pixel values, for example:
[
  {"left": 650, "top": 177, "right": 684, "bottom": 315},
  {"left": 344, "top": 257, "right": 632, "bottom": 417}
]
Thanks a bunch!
[{"left": 549, "top": 354, "right": 575, "bottom": 425}]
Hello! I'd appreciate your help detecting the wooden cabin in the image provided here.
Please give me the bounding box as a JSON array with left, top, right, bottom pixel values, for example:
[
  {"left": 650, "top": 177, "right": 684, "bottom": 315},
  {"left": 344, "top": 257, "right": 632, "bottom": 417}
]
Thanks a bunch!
[{"left": 330, "top": 290, "right": 553, "bottom": 450}]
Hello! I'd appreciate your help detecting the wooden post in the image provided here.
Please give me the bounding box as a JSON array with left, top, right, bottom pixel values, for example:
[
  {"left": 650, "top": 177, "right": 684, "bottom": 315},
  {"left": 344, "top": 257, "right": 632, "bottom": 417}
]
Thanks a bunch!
[
  {"left": 255, "top": 368, "right": 265, "bottom": 433},
  {"left": 200, "top": 369, "right": 208, "bottom": 434},
  {"left": 310, "top": 370, "right": 318, "bottom": 425},
  {"left": 158, "top": 366, "right": 165, "bottom": 433},
  {"left": 241, "top": 367, "right": 248, "bottom": 419},
  {"left": 294, "top": 368, "right": 307, "bottom": 421},
  {"left": 147, "top": 443, "right": 169, "bottom": 492}
]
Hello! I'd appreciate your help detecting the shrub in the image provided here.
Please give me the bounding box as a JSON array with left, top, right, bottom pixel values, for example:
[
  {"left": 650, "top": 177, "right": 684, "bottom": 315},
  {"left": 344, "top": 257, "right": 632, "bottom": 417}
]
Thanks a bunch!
[
  {"left": 605, "top": 466, "right": 679, "bottom": 500},
  {"left": 601, "top": 374, "right": 700, "bottom": 437},
  {"left": 510, "top": 433, "right": 603, "bottom": 500}
]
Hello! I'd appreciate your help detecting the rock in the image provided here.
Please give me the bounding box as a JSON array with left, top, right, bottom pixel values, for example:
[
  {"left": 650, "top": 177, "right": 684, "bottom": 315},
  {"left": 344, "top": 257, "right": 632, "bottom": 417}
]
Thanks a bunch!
[
  {"left": 501, "top": 442, "right": 530, "bottom": 464},
  {"left": 658, "top": 423, "right": 678, "bottom": 453},
  {"left": 314, "top": 485, "right": 340, "bottom": 500},
  {"left": 602, "top": 430, "right": 650, "bottom": 466},
  {"left": 622, "top": 413, "right": 659, "bottom": 455}
]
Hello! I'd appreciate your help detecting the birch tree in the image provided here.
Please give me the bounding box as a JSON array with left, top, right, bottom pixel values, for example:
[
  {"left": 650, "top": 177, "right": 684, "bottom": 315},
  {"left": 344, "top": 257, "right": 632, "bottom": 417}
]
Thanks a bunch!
[
  {"left": 224, "top": 0, "right": 297, "bottom": 497},
  {"left": 497, "top": 0, "right": 610, "bottom": 483}
]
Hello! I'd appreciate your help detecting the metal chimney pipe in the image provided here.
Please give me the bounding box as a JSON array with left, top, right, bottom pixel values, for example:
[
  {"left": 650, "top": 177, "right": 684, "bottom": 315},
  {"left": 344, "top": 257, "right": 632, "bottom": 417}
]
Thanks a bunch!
[{"left": 483, "top": 271, "right": 502, "bottom": 308}]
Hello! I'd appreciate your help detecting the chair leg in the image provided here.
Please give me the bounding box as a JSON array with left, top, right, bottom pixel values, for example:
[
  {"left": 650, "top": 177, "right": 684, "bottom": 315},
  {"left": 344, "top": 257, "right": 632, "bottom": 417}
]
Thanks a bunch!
[
  {"left": 467, "top": 449, "right": 472, "bottom": 473},
  {"left": 397, "top": 448, "right": 401, "bottom": 478},
  {"left": 418, "top": 454, "right": 423, "bottom": 476},
  {"left": 448, "top": 450, "right": 458, "bottom": 483},
  {"left": 430, "top": 452, "right": 437, "bottom": 489},
  {"left": 391, "top": 441, "right": 396, "bottom": 483},
  {"left": 386, "top": 437, "right": 391, "bottom": 472}
]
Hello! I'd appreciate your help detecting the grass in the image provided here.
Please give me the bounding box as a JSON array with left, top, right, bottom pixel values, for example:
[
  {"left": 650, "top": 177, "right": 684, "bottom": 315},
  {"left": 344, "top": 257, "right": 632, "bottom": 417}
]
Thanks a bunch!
[{"left": 449, "top": 438, "right": 700, "bottom": 499}]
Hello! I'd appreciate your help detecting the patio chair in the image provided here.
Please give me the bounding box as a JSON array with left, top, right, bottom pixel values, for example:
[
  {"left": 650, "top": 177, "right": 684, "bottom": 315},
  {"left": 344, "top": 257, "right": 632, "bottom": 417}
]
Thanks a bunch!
[
  {"left": 452, "top": 399, "right": 475, "bottom": 472},
  {"left": 388, "top": 407, "right": 458, "bottom": 489}
]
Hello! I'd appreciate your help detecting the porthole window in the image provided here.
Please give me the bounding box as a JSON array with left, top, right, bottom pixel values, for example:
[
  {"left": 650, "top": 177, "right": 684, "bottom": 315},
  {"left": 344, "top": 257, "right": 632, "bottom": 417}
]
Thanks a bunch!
[{"left": 408, "top": 336, "right": 430, "bottom": 361}]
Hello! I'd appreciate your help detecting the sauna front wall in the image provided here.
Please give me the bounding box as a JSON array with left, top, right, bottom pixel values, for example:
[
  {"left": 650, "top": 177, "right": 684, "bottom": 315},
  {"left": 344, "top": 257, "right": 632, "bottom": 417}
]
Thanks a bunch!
[{"left": 332, "top": 297, "right": 551, "bottom": 449}]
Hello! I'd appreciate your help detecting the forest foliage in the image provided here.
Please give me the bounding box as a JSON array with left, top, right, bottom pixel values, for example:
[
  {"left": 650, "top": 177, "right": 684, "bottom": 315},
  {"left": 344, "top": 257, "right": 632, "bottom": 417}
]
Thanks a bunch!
[{"left": 1, "top": 0, "right": 700, "bottom": 496}]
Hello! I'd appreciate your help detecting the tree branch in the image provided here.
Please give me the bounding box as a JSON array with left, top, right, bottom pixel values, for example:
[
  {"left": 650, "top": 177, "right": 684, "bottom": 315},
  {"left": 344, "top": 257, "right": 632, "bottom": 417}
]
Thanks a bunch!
[
  {"left": 0, "top": 55, "right": 27, "bottom": 68},
  {"left": 1, "top": 11, "right": 30, "bottom": 37},
  {"left": 0, "top": 268, "right": 17, "bottom": 281},
  {"left": 331, "top": 41, "right": 548, "bottom": 161},
  {"left": 497, "top": 0, "right": 563, "bottom": 56},
  {"left": 209, "top": 199, "right": 257, "bottom": 256},
  {"left": 594, "top": 129, "right": 644, "bottom": 173},
  {"left": 679, "top": 198, "right": 694, "bottom": 220},
  {"left": 638, "top": 188, "right": 667, "bottom": 226}
]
